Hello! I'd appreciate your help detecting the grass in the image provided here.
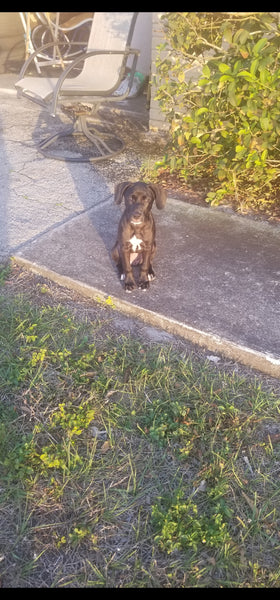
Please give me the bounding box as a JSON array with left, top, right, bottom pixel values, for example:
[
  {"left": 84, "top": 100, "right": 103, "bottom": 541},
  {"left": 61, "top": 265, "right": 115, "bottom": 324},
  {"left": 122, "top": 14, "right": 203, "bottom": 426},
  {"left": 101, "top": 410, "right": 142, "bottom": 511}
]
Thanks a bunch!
[{"left": 1, "top": 264, "right": 280, "bottom": 587}]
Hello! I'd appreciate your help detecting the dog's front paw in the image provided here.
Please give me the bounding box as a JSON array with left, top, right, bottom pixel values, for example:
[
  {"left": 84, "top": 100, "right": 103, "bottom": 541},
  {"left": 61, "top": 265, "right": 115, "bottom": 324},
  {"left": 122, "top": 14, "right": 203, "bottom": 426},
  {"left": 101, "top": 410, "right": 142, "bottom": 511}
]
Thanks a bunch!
[
  {"left": 138, "top": 278, "right": 150, "bottom": 291},
  {"left": 124, "top": 274, "right": 136, "bottom": 292},
  {"left": 125, "top": 282, "right": 136, "bottom": 293}
]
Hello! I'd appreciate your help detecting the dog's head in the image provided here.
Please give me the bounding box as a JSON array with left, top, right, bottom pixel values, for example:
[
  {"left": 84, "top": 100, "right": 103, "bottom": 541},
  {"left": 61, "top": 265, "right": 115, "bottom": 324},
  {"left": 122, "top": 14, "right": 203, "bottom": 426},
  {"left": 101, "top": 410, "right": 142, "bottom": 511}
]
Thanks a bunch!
[{"left": 114, "top": 181, "right": 166, "bottom": 225}]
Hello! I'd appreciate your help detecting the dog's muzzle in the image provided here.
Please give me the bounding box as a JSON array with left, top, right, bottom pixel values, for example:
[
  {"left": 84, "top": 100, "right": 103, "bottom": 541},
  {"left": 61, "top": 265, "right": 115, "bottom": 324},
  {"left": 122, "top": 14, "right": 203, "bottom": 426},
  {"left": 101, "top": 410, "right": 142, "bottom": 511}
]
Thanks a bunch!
[
  {"left": 129, "top": 203, "right": 144, "bottom": 226},
  {"left": 131, "top": 218, "right": 142, "bottom": 225}
]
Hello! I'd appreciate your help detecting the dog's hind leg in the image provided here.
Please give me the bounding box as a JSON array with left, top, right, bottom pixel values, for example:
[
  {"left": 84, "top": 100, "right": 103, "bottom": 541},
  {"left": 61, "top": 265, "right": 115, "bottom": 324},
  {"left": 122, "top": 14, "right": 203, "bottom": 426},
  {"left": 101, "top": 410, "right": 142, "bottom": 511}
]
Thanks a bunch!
[
  {"left": 147, "top": 243, "right": 156, "bottom": 281},
  {"left": 148, "top": 264, "right": 155, "bottom": 281},
  {"left": 111, "top": 244, "right": 124, "bottom": 280}
]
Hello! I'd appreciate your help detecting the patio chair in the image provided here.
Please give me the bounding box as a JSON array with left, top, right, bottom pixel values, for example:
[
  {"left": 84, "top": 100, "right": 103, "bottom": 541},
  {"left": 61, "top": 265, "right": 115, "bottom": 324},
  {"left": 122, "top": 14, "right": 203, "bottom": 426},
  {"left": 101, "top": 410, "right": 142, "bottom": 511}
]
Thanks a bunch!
[{"left": 15, "top": 12, "right": 140, "bottom": 162}]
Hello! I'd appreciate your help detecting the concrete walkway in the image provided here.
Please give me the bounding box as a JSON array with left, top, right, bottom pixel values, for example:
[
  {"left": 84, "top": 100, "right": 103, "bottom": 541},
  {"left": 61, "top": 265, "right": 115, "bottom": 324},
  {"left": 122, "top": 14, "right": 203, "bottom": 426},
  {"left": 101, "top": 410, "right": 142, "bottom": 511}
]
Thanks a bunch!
[{"left": 1, "top": 74, "right": 280, "bottom": 377}]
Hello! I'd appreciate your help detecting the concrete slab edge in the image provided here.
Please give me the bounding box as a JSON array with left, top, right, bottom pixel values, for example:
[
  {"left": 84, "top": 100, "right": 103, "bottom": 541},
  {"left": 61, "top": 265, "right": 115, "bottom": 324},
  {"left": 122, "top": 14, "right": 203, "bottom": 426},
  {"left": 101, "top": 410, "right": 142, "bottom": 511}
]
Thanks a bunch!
[{"left": 13, "top": 255, "right": 280, "bottom": 379}]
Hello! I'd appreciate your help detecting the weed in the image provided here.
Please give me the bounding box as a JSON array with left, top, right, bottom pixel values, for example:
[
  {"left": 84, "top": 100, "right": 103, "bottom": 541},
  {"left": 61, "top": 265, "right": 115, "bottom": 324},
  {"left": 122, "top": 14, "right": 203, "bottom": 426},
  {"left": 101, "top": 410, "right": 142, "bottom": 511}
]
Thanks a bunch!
[
  {"left": 49, "top": 401, "right": 95, "bottom": 437},
  {"left": 0, "top": 262, "right": 11, "bottom": 286},
  {"left": 152, "top": 487, "right": 232, "bottom": 554}
]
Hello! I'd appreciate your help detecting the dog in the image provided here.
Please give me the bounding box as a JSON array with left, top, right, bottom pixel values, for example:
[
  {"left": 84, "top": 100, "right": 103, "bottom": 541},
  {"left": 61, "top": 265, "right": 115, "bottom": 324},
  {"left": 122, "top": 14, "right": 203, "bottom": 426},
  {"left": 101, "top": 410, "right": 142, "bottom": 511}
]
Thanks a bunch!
[{"left": 111, "top": 181, "right": 166, "bottom": 292}]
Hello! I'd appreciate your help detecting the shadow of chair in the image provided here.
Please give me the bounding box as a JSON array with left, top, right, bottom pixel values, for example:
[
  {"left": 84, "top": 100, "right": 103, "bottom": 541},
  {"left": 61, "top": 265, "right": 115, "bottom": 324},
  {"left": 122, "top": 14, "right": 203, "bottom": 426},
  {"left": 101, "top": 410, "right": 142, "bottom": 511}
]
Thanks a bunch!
[{"left": 15, "top": 12, "right": 140, "bottom": 162}]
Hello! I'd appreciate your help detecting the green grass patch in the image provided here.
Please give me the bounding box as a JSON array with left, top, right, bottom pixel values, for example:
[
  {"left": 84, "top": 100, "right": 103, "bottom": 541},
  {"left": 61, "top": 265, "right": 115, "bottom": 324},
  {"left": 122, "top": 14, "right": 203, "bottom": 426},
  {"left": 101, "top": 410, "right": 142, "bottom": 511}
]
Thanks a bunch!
[{"left": 0, "top": 288, "right": 280, "bottom": 587}]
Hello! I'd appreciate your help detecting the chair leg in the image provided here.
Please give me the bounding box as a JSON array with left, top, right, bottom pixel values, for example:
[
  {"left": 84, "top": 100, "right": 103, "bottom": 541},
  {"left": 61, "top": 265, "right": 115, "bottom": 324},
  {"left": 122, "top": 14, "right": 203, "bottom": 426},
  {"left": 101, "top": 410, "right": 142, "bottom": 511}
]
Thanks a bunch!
[
  {"left": 37, "top": 113, "right": 125, "bottom": 162},
  {"left": 38, "top": 124, "right": 74, "bottom": 150}
]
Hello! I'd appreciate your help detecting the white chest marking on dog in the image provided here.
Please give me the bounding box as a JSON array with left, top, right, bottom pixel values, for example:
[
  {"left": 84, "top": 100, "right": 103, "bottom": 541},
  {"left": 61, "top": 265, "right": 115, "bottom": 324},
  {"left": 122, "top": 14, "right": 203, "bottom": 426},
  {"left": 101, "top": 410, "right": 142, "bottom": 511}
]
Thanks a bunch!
[{"left": 129, "top": 234, "right": 142, "bottom": 252}]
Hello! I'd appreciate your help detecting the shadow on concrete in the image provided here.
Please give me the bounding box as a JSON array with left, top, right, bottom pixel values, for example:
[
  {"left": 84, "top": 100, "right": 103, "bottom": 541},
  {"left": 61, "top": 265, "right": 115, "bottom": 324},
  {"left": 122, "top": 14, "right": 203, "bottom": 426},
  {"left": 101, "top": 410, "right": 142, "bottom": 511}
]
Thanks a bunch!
[{"left": 27, "top": 92, "right": 150, "bottom": 277}]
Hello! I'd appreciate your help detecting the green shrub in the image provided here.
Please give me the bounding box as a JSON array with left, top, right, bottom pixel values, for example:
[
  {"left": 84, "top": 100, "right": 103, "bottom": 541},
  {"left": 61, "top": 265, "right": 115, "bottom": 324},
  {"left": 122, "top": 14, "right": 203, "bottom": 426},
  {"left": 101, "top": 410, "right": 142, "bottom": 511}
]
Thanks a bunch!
[{"left": 155, "top": 12, "right": 280, "bottom": 212}]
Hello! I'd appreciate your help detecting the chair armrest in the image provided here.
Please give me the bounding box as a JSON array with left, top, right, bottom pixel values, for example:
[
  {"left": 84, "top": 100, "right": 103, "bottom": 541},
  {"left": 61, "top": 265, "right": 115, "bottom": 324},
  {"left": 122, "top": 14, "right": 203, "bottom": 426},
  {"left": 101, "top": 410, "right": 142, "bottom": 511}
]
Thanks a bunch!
[
  {"left": 50, "top": 47, "right": 140, "bottom": 116},
  {"left": 18, "top": 40, "right": 120, "bottom": 78},
  {"left": 18, "top": 41, "right": 139, "bottom": 79},
  {"left": 17, "top": 41, "right": 77, "bottom": 78},
  {"left": 17, "top": 43, "right": 140, "bottom": 116}
]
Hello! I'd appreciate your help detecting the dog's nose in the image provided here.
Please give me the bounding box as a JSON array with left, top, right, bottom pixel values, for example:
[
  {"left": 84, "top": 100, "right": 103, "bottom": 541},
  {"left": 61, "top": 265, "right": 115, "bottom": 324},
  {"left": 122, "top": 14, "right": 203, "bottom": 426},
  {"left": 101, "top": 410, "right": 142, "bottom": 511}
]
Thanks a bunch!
[
  {"left": 130, "top": 206, "right": 143, "bottom": 225},
  {"left": 132, "top": 205, "right": 143, "bottom": 218}
]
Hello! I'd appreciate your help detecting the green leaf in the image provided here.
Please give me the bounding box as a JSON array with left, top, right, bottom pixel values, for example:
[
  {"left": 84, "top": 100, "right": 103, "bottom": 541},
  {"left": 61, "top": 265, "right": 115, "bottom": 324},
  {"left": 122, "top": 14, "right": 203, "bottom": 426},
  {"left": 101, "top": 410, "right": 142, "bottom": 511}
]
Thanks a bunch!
[
  {"left": 259, "top": 68, "right": 270, "bottom": 84},
  {"left": 195, "top": 107, "right": 209, "bottom": 117},
  {"left": 243, "top": 133, "right": 252, "bottom": 147},
  {"left": 170, "top": 156, "right": 176, "bottom": 170},
  {"left": 258, "top": 55, "right": 274, "bottom": 70},
  {"left": 212, "top": 144, "right": 223, "bottom": 153},
  {"left": 253, "top": 38, "right": 268, "bottom": 56},
  {"left": 183, "top": 115, "right": 193, "bottom": 124},
  {"left": 233, "top": 28, "right": 250, "bottom": 45},
  {"left": 250, "top": 59, "right": 259, "bottom": 77},
  {"left": 223, "top": 27, "right": 232, "bottom": 45},
  {"left": 190, "top": 136, "right": 202, "bottom": 146},
  {"left": 233, "top": 60, "right": 242, "bottom": 74},
  {"left": 228, "top": 88, "right": 237, "bottom": 107},
  {"left": 202, "top": 64, "right": 211, "bottom": 78},
  {"left": 198, "top": 78, "right": 210, "bottom": 87},
  {"left": 237, "top": 70, "right": 254, "bottom": 79},
  {"left": 218, "top": 63, "right": 231, "bottom": 74},
  {"left": 239, "top": 29, "right": 250, "bottom": 45},
  {"left": 219, "top": 74, "right": 234, "bottom": 83},
  {"left": 260, "top": 117, "right": 272, "bottom": 131}
]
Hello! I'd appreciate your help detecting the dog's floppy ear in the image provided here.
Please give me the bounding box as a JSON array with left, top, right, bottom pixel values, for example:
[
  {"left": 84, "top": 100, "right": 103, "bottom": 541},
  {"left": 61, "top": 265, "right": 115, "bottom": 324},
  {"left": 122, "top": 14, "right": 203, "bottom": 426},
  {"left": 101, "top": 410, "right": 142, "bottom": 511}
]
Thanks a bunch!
[
  {"left": 114, "top": 182, "right": 133, "bottom": 204},
  {"left": 148, "top": 184, "right": 167, "bottom": 210}
]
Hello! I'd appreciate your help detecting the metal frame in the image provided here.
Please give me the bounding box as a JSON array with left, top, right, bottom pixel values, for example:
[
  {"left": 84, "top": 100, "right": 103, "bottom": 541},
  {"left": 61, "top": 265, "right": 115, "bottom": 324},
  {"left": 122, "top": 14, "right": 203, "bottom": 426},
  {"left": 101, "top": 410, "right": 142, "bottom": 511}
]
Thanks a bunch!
[{"left": 16, "top": 13, "right": 140, "bottom": 162}]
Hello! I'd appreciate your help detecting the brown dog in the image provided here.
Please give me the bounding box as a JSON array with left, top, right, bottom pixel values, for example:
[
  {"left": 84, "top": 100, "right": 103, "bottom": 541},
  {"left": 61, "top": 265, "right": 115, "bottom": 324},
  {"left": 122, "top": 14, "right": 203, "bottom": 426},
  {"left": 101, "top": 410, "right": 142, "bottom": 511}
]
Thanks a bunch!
[{"left": 111, "top": 181, "right": 166, "bottom": 292}]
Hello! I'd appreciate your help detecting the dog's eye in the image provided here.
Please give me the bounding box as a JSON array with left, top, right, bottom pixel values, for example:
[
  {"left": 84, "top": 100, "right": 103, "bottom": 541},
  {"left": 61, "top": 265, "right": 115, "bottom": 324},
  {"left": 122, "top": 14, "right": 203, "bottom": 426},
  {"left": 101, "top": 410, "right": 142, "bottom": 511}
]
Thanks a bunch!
[{"left": 131, "top": 194, "right": 137, "bottom": 202}]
